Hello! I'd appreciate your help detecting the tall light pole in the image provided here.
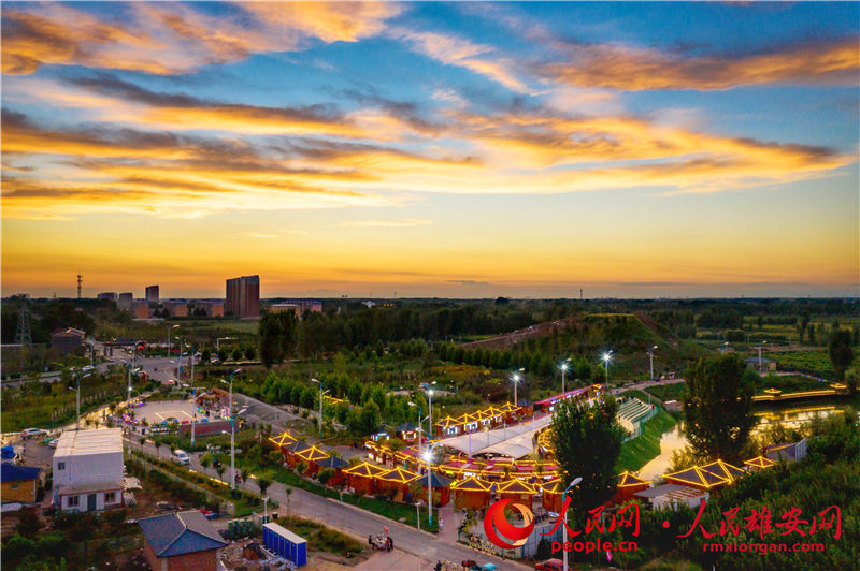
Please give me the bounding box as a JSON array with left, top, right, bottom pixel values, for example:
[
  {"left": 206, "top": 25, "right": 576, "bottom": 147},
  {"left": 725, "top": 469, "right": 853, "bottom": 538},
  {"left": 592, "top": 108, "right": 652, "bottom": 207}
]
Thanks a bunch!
[
  {"left": 562, "top": 477, "right": 583, "bottom": 571},
  {"left": 512, "top": 368, "right": 525, "bottom": 411},
  {"left": 312, "top": 378, "right": 329, "bottom": 438},
  {"left": 601, "top": 351, "right": 613, "bottom": 383},
  {"left": 428, "top": 389, "right": 433, "bottom": 440},
  {"left": 424, "top": 448, "right": 433, "bottom": 525},
  {"left": 73, "top": 371, "right": 91, "bottom": 430},
  {"left": 426, "top": 388, "right": 434, "bottom": 525},
  {"left": 647, "top": 347, "right": 657, "bottom": 381},
  {"left": 174, "top": 336, "right": 184, "bottom": 380},
  {"left": 220, "top": 368, "right": 242, "bottom": 488},
  {"left": 168, "top": 324, "right": 179, "bottom": 361},
  {"left": 757, "top": 341, "right": 765, "bottom": 373},
  {"left": 559, "top": 358, "right": 571, "bottom": 394}
]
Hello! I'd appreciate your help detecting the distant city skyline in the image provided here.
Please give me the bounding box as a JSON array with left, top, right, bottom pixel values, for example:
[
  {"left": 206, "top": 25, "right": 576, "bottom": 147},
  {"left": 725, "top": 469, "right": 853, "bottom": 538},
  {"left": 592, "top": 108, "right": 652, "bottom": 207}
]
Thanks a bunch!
[{"left": 2, "top": 2, "right": 858, "bottom": 298}]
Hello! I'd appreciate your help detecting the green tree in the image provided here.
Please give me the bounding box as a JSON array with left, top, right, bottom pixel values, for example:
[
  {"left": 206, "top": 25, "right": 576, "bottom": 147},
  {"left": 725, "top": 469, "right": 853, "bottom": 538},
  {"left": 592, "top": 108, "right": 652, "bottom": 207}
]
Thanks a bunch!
[
  {"left": 259, "top": 311, "right": 299, "bottom": 367},
  {"left": 359, "top": 399, "right": 381, "bottom": 434},
  {"left": 550, "top": 396, "right": 624, "bottom": 516},
  {"left": 257, "top": 478, "right": 272, "bottom": 498},
  {"left": 244, "top": 345, "right": 257, "bottom": 361},
  {"left": 828, "top": 329, "right": 855, "bottom": 381},
  {"left": 232, "top": 347, "right": 243, "bottom": 362},
  {"left": 201, "top": 348, "right": 212, "bottom": 363},
  {"left": 200, "top": 452, "right": 213, "bottom": 475},
  {"left": 16, "top": 511, "right": 42, "bottom": 538},
  {"left": 215, "top": 464, "right": 226, "bottom": 482},
  {"left": 684, "top": 354, "right": 755, "bottom": 463}
]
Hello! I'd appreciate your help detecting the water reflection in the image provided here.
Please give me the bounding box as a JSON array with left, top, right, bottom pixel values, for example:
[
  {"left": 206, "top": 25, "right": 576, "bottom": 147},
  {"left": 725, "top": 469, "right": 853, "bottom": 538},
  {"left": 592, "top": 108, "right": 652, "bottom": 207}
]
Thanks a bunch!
[
  {"left": 636, "top": 404, "right": 849, "bottom": 481},
  {"left": 639, "top": 424, "right": 686, "bottom": 482}
]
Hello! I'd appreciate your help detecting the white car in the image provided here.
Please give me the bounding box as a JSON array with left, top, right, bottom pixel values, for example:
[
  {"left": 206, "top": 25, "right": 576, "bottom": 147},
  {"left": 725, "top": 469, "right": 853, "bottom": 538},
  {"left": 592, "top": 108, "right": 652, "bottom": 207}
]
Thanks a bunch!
[
  {"left": 21, "top": 428, "right": 48, "bottom": 439},
  {"left": 171, "top": 450, "right": 190, "bottom": 466}
]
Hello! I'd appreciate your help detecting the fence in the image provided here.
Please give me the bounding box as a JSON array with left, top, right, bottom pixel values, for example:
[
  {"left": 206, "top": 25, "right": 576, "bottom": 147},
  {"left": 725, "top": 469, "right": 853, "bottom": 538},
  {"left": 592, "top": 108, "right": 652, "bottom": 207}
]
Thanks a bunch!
[{"left": 129, "top": 455, "right": 236, "bottom": 516}]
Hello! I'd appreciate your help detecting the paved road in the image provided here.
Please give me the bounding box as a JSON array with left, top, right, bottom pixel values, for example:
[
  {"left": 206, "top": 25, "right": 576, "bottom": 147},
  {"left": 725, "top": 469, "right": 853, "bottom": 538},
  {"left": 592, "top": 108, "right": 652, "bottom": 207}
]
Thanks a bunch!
[{"left": 127, "top": 438, "right": 529, "bottom": 570}]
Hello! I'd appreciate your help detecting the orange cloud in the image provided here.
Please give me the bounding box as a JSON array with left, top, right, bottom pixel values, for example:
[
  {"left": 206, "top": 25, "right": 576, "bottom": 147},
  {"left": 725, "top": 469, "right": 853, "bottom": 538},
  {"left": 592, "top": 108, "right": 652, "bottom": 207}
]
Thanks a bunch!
[
  {"left": 544, "top": 38, "right": 860, "bottom": 90},
  {"left": 1, "top": 2, "right": 402, "bottom": 75}
]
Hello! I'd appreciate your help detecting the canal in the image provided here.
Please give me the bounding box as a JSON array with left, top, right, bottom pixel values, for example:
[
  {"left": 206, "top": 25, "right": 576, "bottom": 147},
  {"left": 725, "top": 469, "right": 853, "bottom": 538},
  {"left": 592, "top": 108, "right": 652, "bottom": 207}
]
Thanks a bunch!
[{"left": 638, "top": 399, "right": 856, "bottom": 481}]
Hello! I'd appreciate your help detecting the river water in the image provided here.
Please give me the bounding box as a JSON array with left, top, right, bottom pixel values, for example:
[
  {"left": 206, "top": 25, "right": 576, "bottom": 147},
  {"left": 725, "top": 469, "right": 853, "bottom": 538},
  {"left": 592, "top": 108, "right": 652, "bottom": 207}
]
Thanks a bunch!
[{"left": 637, "top": 402, "right": 853, "bottom": 481}]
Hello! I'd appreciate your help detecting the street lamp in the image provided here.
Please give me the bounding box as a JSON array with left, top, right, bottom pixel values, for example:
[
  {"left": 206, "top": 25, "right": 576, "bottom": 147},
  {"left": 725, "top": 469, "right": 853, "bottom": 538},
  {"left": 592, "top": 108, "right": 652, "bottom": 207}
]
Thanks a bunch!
[
  {"left": 647, "top": 347, "right": 657, "bottom": 381},
  {"left": 220, "top": 368, "right": 243, "bottom": 488},
  {"left": 757, "top": 341, "right": 766, "bottom": 373},
  {"left": 559, "top": 358, "right": 571, "bottom": 395},
  {"left": 312, "top": 378, "right": 329, "bottom": 438},
  {"left": 423, "top": 449, "right": 434, "bottom": 525},
  {"left": 168, "top": 324, "right": 179, "bottom": 361},
  {"left": 173, "top": 336, "right": 184, "bottom": 380},
  {"left": 562, "top": 477, "right": 583, "bottom": 571},
  {"left": 512, "top": 368, "right": 525, "bottom": 411},
  {"left": 71, "top": 371, "right": 91, "bottom": 430},
  {"left": 601, "top": 352, "right": 613, "bottom": 383}
]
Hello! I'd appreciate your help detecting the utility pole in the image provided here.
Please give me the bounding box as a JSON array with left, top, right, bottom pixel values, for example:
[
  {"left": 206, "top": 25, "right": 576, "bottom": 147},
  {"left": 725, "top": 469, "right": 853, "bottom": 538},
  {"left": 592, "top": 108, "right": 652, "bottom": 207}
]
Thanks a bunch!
[{"left": 648, "top": 347, "right": 657, "bottom": 381}]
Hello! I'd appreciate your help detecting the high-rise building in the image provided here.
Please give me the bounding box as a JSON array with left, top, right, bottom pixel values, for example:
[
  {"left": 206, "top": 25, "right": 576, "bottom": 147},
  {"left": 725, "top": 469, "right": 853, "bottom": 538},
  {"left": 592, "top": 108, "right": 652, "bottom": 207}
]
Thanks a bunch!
[
  {"left": 118, "top": 293, "right": 133, "bottom": 311},
  {"left": 226, "top": 275, "right": 260, "bottom": 319},
  {"left": 97, "top": 292, "right": 118, "bottom": 302},
  {"left": 145, "top": 285, "right": 159, "bottom": 304}
]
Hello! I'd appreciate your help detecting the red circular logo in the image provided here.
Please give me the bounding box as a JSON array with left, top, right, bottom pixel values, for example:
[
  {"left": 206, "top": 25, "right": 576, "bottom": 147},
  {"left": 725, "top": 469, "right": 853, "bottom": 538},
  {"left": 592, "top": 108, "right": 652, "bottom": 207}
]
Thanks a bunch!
[{"left": 484, "top": 499, "right": 535, "bottom": 548}]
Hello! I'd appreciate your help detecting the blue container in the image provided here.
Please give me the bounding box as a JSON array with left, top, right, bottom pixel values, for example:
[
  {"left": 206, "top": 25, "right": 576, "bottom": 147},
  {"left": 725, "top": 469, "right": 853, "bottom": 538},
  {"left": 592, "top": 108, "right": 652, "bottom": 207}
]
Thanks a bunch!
[{"left": 263, "top": 523, "right": 307, "bottom": 568}]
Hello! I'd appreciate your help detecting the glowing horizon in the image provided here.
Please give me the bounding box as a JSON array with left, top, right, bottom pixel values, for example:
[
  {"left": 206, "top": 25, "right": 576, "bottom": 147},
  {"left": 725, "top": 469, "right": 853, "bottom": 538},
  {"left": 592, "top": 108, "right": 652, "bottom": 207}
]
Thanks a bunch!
[{"left": 2, "top": 2, "right": 858, "bottom": 298}]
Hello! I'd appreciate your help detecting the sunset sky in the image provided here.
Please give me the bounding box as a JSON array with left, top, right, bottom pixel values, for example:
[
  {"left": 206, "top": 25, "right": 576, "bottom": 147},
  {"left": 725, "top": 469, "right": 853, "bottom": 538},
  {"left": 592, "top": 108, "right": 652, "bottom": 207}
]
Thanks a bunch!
[{"left": 2, "top": 2, "right": 858, "bottom": 299}]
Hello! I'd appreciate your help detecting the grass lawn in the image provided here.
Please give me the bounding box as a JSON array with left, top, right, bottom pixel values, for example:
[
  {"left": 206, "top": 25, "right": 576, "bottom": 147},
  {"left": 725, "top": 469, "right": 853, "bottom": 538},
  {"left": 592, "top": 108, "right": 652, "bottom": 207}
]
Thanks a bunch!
[
  {"left": 264, "top": 464, "right": 439, "bottom": 532},
  {"left": 274, "top": 515, "right": 367, "bottom": 560},
  {"left": 771, "top": 351, "right": 858, "bottom": 379},
  {"left": 644, "top": 382, "right": 688, "bottom": 403},
  {"left": 753, "top": 374, "right": 829, "bottom": 394},
  {"left": 616, "top": 407, "right": 677, "bottom": 472}
]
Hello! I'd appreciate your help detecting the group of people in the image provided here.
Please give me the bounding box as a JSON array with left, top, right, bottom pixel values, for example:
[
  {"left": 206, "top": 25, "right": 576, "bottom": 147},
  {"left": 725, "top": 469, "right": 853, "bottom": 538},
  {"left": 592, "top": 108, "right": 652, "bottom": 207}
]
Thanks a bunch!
[{"left": 368, "top": 534, "right": 394, "bottom": 552}]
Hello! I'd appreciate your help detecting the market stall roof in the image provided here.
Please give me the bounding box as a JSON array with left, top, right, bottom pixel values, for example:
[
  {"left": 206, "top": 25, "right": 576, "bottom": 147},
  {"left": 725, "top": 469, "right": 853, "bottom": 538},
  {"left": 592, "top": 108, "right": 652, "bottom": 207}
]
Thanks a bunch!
[
  {"left": 269, "top": 431, "right": 298, "bottom": 447},
  {"left": 699, "top": 460, "right": 746, "bottom": 483},
  {"left": 343, "top": 462, "right": 387, "bottom": 477},
  {"left": 377, "top": 467, "right": 420, "bottom": 484},
  {"left": 541, "top": 478, "right": 565, "bottom": 495},
  {"left": 296, "top": 446, "right": 330, "bottom": 462},
  {"left": 436, "top": 416, "right": 463, "bottom": 428},
  {"left": 663, "top": 466, "right": 728, "bottom": 489},
  {"left": 534, "top": 387, "right": 591, "bottom": 407},
  {"left": 498, "top": 479, "right": 537, "bottom": 495},
  {"left": 437, "top": 415, "right": 551, "bottom": 458},
  {"left": 618, "top": 471, "right": 649, "bottom": 488},
  {"left": 451, "top": 476, "right": 492, "bottom": 491},
  {"left": 284, "top": 441, "right": 310, "bottom": 454},
  {"left": 744, "top": 455, "right": 776, "bottom": 469},
  {"left": 422, "top": 471, "right": 451, "bottom": 488},
  {"left": 316, "top": 456, "right": 348, "bottom": 470},
  {"left": 499, "top": 402, "right": 519, "bottom": 413}
]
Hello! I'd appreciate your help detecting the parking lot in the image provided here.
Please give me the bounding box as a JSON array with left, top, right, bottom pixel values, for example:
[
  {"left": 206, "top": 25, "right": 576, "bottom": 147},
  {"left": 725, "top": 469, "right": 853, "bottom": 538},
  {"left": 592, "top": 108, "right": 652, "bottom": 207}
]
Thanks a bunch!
[{"left": 125, "top": 398, "right": 211, "bottom": 433}]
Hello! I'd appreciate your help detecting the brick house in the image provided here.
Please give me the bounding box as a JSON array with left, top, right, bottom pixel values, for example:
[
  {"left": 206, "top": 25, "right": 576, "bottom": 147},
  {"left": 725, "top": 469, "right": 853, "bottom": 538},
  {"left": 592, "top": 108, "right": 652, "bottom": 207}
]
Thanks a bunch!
[{"left": 139, "top": 510, "right": 227, "bottom": 571}]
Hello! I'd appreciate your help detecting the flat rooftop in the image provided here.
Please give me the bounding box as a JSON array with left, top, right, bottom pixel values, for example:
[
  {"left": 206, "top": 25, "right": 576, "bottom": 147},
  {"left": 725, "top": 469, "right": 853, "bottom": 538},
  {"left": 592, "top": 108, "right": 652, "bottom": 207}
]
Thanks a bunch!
[{"left": 55, "top": 428, "right": 123, "bottom": 456}]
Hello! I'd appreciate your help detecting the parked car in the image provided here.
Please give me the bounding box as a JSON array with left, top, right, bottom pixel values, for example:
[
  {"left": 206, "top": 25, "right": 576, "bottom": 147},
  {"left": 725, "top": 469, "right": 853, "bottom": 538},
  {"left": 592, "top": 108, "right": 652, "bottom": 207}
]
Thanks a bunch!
[
  {"left": 21, "top": 428, "right": 48, "bottom": 439},
  {"left": 171, "top": 450, "right": 190, "bottom": 466},
  {"left": 535, "top": 559, "right": 564, "bottom": 571}
]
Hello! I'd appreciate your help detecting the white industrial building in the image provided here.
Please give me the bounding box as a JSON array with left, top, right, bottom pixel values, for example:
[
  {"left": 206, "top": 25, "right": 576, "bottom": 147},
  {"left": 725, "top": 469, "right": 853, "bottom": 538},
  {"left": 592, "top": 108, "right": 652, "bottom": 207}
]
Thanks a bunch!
[{"left": 53, "top": 428, "right": 124, "bottom": 512}]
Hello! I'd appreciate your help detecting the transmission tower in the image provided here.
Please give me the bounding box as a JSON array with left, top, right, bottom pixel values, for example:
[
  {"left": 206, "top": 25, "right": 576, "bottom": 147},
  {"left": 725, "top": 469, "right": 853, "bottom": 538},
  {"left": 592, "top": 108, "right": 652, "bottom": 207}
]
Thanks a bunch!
[
  {"left": 77, "top": 272, "right": 83, "bottom": 301},
  {"left": 15, "top": 302, "right": 31, "bottom": 346}
]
